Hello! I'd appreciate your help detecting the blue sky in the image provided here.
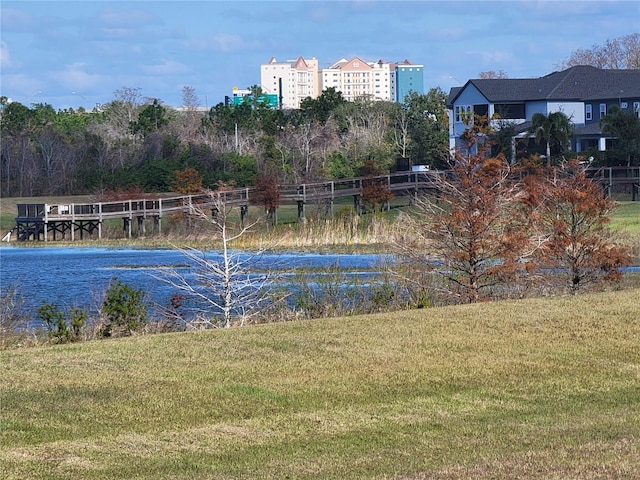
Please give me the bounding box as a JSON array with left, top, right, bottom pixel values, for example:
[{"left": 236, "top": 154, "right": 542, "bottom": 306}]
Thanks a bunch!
[{"left": 1, "top": 0, "right": 639, "bottom": 110}]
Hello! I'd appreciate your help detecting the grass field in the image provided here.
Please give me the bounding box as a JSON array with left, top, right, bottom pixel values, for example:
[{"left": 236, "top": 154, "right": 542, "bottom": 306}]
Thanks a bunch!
[
  {"left": 608, "top": 201, "right": 640, "bottom": 234},
  {"left": 2, "top": 288, "right": 639, "bottom": 479}
]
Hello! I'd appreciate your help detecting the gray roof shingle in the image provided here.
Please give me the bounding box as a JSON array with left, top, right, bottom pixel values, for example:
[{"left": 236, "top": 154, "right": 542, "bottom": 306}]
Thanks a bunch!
[{"left": 447, "top": 66, "right": 640, "bottom": 106}]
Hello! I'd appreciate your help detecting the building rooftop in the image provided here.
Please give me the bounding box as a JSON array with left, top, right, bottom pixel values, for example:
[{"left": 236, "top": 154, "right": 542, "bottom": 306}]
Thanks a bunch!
[{"left": 448, "top": 66, "right": 640, "bottom": 106}]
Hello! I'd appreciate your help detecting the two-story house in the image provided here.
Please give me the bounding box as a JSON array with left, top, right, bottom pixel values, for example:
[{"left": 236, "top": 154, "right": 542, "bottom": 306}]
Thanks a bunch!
[{"left": 447, "top": 65, "right": 640, "bottom": 160}]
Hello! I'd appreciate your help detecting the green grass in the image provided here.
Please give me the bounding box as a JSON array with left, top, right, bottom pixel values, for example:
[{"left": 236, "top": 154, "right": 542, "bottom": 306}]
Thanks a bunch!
[
  {"left": 2, "top": 289, "right": 639, "bottom": 479},
  {"left": 610, "top": 201, "right": 640, "bottom": 234}
]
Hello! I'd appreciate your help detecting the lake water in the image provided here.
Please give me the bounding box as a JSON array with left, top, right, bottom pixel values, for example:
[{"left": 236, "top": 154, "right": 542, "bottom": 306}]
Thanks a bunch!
[
  {"left": 2, "top": 246, "right": 638, "bottom": 322},
  {"left": 0, "top": 246, "right": 391, "bottom": 316}
]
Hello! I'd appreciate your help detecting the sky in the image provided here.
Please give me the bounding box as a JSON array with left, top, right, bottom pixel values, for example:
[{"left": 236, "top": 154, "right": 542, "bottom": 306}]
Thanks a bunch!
[{"left": 1, "top": 0, "right": 639, "bottom": 110}]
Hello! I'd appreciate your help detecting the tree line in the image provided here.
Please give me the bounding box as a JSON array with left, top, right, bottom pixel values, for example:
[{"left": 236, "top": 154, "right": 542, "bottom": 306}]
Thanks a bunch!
[
  {"left": 3, "top": 84, "right": 638, "bottom": 201},
  {"left": 0, "top": 86, "right": 450, "bottom": 198}
]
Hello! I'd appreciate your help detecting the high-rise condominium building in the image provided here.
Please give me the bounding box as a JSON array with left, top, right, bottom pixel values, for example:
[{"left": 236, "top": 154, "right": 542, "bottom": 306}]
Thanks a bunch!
[
  {"left": 394, "top": 60, "right": 424, "bottom": 103},
  {"left": 260, "top": 56, "right": 423, "bottom": 109},
  {"left": 260, "top": 57, "right": 320, "bottom": 110}
]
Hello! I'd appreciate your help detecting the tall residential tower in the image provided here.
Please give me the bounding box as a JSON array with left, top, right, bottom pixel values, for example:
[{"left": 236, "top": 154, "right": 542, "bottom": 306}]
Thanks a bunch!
[
  {"left": 259, "top": 56, "right": 423, "bottom": 108},
  {"left": 260, "top": 57, "right": 320, "bottom": 110}
]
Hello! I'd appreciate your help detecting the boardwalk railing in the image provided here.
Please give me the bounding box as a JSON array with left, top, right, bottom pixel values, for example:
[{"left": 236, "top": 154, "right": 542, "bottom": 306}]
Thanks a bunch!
[
  {"left": 586, "top": 166, "right": 640, "bottom": 200},
  {"left": 12, "top": 171, "right": 439, "bottom": 241},
  {"left": 10, "top": 167, "right": 639, "bottom": 241}
]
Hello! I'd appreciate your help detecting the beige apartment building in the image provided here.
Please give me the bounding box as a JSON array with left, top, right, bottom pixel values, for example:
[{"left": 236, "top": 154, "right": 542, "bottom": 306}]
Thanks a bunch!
[
  {"left": 260, "top": 56, "right": 422, "bottom": 108},
  {"left": 320, "top": 57, "right": 395, "bottom": 102},
  {"left": 260, "top": 57, "right": 320, "bottom": 110}
]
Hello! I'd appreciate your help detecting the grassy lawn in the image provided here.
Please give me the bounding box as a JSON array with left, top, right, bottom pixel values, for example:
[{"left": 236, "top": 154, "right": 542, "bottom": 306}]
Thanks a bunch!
[
  {"left": 610, "top": 200, "right": 640, "bottom": 235},
  {"left": 2, "top": 289, "right": 639, "bottom": 479}
]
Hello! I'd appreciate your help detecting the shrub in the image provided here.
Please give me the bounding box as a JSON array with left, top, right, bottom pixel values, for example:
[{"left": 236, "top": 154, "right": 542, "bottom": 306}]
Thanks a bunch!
[
  {"left": 37, "top": 303, "right": 86, "bottom": 344},
  {"left": 99, "top": 279, "right": 148, "bottom": 337},
  {"left": 1, "top": 287, "right": 36, "bottom": 348}
]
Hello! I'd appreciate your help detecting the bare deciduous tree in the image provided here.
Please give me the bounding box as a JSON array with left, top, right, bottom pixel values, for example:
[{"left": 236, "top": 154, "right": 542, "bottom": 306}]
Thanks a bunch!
[
  {"left": 391, "top": 104, "right": 411, "bottom": 162},
  {"left": 477, "top": 70, "right": 509, "bottom": 79},
  {"left": 559, "top": 33, "right": 640, "bottom": 69},
  {"left": 152, "top": 189, "right": 284, "bottom": 328},
  {"left": 34, "top": 126, "right": 68, "bottom": 194},
  {"left": 178, "top": 85, "right": 203, "bottom": 143}
]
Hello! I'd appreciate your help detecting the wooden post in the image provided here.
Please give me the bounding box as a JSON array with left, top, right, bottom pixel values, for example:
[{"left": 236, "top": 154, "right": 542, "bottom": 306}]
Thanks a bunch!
[
  {"left": 97, "top": 203, "right": 102, "bottom": 240},
  {"left": 353, "top": 195, "right": 361, "bottom": 215},
  {"left": 240, "top": 205, "right": 248, "bottom": 227}
]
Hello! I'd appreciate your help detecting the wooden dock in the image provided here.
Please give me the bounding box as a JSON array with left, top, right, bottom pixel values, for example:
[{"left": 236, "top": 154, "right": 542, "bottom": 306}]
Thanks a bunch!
[
  {"left": 10, "top": 171, "right": 439, "bottom": 242},
  {"left": 586, "top": 166, "right": 640, "bottom": 200},
  {"left": 8, "top": 167, "right": 638, "bottom": 242}
]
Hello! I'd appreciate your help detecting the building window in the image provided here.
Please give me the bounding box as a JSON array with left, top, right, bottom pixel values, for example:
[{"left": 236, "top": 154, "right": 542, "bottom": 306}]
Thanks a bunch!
[
  {"left": 455, "top": 105, "right": 471, "bottom": 122},
  {"left": 634, "top": 102, "right": 640, "bottom": 118},
  {"left": 585, "top": 104, "right": 592, "bottom": 121},
  {"left": 600, "top": 103, "right": 607, "bottom": 118}
]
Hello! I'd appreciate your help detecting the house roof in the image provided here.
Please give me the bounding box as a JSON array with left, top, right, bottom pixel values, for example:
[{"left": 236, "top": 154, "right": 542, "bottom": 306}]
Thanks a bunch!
[{"left": 447, "top": 66, "right": 640, "bottom": 106}]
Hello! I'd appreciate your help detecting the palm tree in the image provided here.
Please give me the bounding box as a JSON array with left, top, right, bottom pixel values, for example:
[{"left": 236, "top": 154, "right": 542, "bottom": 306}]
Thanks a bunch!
[
  {"left": 600, "top": 105, "right": 640, "bottom": 167},
  {"left": 528, "top": 111, "right": 572, "bottom": 166}
]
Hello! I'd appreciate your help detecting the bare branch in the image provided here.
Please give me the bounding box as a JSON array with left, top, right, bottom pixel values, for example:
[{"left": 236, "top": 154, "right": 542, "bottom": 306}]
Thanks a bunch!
[{"left": 150, "top": 190, "right": 287, "bottom": 327}]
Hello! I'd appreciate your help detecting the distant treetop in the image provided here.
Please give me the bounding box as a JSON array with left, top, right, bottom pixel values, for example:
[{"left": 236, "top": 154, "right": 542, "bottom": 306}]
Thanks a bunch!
[{"left": 558, "top": 33, "right": 640, "bottom": 70}]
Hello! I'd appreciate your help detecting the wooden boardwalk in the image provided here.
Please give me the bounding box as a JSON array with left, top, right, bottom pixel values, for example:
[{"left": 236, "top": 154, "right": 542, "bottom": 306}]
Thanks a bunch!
[
  {"left": 8, "top": 167, "right": 639, "bottom": 242},
  {"left": 10, "top": 171, "right": 439, "bottom": 242},
  {"left": 587, "top": 166, "right": 640, "bottom": 200}
]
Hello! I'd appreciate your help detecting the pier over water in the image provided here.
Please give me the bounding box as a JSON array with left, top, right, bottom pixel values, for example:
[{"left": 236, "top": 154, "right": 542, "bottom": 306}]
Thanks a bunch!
[
  {"left": 11, "top": 171, "right": 439, "bottom": 242},
  {"left": 9, "top": 167, "right": 639, "bottom": 242}
]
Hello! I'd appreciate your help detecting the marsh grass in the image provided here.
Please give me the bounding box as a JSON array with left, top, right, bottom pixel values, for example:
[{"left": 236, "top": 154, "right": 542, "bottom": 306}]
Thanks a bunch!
[{"left": 2, "top": 289, "right": 639, "bottom": 479}]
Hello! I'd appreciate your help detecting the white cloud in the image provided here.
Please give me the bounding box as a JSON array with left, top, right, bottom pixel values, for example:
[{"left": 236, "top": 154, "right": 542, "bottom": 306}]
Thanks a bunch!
[
  {"left": 52, "top": 62, "right": 103, "bottom": 91},
  {"left": 0, "top": 7, "right": 35, "bottom": 32},
  {"left": 309, "top": 6, "right": 333, "bottom": 22},
  {"left": 425, "top": 27, "right": 469, "bottom": 41},
  {"left": 98, "top": 27, "right": 136, "bottom": 40},
  {"left": 465, "top": 49, "right": 514, "bottom": 66},
  {"left": 0, "top": 41, "right": 12, "bottom": 68},
  {"left": 182, "top": 33, "right": 259, "bottom": 53},
  {"left": 99, "top": 8, "right": 161, "bottom": 28},
  {"left": 140, "top": 59, "right": 189, "bottom": 76},
  {"left": 0, "top": 73, "right": 44, "bottom": 100},
  {"left": 213, "top": 33, "right": 246, "bottom": 52}
]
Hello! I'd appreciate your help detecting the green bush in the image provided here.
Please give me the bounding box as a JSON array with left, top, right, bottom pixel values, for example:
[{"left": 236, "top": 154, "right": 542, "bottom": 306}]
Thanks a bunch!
[
  {"left": 99, "top": 279, "right": 148, "bottom": 337},
  {"left": 37, "top": 303, "right": 86, "bottom": 344}
]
